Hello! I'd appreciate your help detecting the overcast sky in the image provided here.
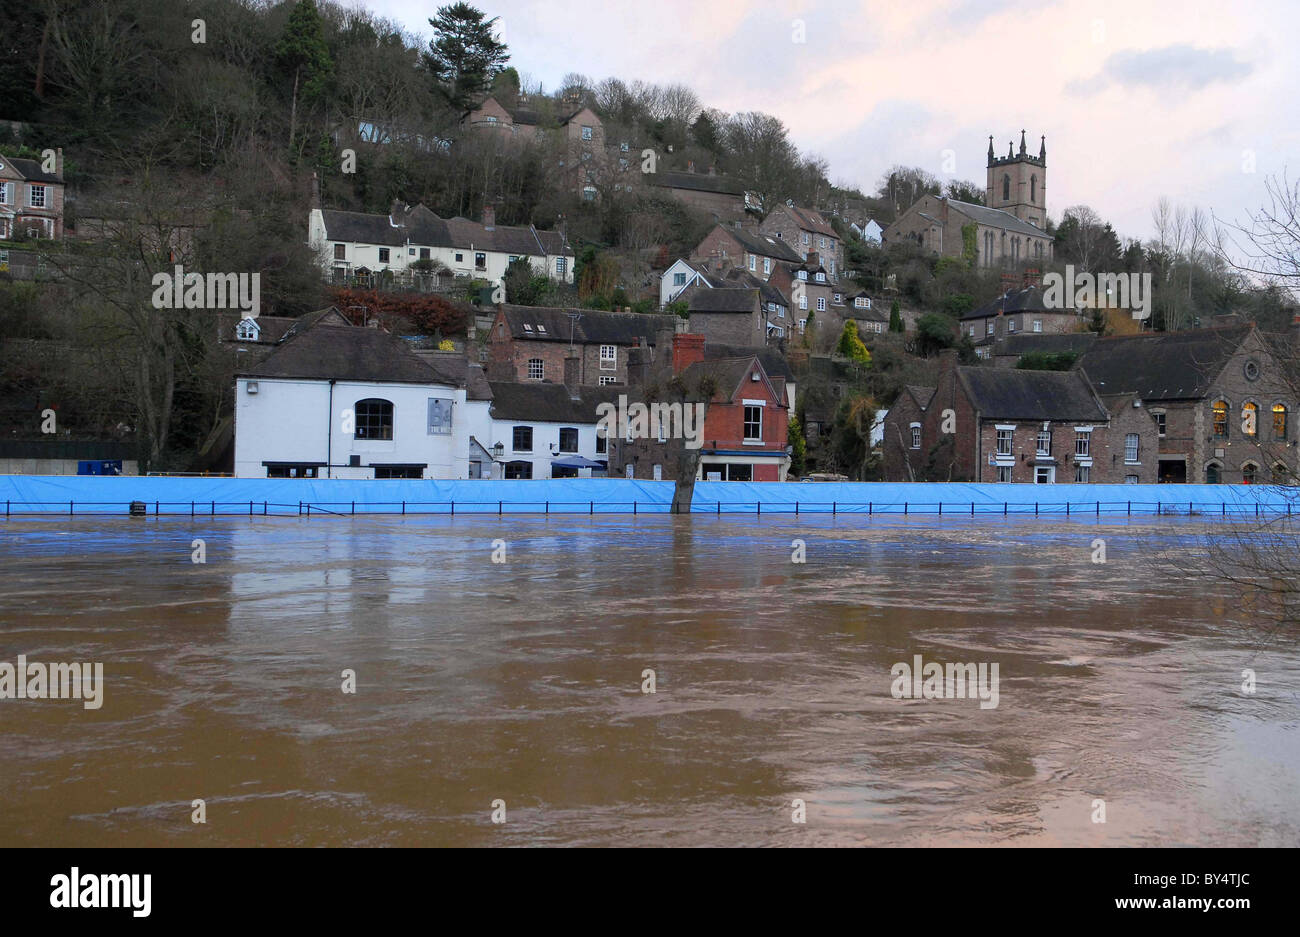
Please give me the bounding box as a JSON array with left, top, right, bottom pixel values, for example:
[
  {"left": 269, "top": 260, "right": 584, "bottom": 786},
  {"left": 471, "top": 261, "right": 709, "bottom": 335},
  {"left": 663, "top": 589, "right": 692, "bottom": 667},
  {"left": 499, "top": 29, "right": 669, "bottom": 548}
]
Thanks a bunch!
[{"left": 364, "top": 0, "right": 1298, "bottom": 243}]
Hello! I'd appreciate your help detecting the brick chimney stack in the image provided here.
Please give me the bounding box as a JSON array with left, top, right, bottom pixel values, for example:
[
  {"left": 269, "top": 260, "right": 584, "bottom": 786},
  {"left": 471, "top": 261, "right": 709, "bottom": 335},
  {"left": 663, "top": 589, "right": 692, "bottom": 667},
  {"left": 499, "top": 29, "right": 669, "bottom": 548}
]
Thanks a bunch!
[
  {"left": 806, "top": 251, "right": 820, "bottom": 268},
  {"left": 482, "top": 204, "right": 495, "bottom": 229},
  {"left": 673, "top": 333, "right": 706, "bottom": 375}
]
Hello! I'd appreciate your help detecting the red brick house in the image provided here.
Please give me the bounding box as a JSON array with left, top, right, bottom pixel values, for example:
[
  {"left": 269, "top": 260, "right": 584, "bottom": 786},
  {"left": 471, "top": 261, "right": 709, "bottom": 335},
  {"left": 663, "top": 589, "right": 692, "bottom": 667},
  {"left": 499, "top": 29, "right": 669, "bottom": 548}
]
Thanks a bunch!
[{"left": 0, "top": 149, "right": 64, "bottom": 240}]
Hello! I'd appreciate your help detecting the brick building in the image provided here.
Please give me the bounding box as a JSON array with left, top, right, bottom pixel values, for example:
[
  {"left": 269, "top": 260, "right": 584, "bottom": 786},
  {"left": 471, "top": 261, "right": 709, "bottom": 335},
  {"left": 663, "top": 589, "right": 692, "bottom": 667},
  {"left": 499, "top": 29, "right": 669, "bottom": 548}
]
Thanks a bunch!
[
  {"left": 690, "top": 224, "right": 804, "bottom": 281},
  {"left": 486, "top": 304, "right": 680, "bottom": 387},
  {"left": 0, "top": 149, "right": 64, "bottom": 240},
  {"left": 759, "top": 203, "right": 844, "bottom": 280}
]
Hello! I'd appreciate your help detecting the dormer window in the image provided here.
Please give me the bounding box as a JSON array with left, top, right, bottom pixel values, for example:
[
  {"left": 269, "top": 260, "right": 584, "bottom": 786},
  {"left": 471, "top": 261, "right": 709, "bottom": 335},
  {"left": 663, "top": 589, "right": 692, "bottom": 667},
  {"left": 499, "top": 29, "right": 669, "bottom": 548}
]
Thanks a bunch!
[
  {"left": 235, "top": 318, "right": 259, "bottom": 342},
  {"left": 815, "top": 272, "right": 825, "bottom": 282},
  {"left": 797, "top": 270, "right": 807, "bottom": 281}
]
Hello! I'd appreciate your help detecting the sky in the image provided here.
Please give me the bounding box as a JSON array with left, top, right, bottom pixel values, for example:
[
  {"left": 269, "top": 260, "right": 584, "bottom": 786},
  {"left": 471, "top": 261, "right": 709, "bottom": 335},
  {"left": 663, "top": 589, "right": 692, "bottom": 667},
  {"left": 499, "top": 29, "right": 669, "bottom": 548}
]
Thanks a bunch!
[{"left": 364, "top": 0, "right": 1298, "bottom": 244}]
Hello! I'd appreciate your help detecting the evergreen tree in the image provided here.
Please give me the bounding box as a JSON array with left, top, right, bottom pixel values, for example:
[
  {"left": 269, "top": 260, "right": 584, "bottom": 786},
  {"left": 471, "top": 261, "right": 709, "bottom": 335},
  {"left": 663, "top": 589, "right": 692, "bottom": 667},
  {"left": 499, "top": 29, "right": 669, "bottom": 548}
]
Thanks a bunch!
[
  {"left": 275, "top": 0, "right": 333, "bottom": 152},
  {"left": 424, "top": 3, "right": 509, "bottom": 112},
  {"left": 888, "top": 299, "right": 904, "bottom": 332}
]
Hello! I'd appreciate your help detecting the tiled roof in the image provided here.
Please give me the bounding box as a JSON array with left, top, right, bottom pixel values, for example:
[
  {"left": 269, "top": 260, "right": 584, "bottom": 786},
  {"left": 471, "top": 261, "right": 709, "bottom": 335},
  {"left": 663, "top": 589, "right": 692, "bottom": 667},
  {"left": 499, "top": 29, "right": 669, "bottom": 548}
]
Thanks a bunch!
[
  {"left": 687, "top": 288, "right": 759, "bottom": 313},
  {"left": 650, "top": 170, "right": 744, "bottom": 196},
  {"left": 1075, "top": 325, "right": 1253, "bottom": 400},
  {"left": 720, "top": 226, "right": 805, "bottom": 264},
  {"left": 677, "top": 356, "right": 778, "bottom": 403},
  {"left": 501, "top": 305, "right": 677, "bottom": 345},
  {"left": 2, "top": 155, "right": 62, "bottom": 184},
  {"left": 242, "top": 326, "right": 451, "bottom": 384},
  {"left": 958, "top": 366, "right": 1108, "bottom": 421},
  {"left": 703, "top": 342, "right": 794, "bottom": 381},
  {"left": 905, "top": 385, "right": 936, "bottom": 409},
  {"left": 963, "top": 285, "right": 1058, "bottom": 319},
  {"left": 997, "top": 333, "right": 1099, "bottom": 357},
  {"left": 486, "top": 381, "right": 622, "bottom": 423},
  {"left": 320, "top": 204, "right": 571, "bottom": 257},
  {"left": 779, "top": 204, "right": 836, "bottom": 238}
]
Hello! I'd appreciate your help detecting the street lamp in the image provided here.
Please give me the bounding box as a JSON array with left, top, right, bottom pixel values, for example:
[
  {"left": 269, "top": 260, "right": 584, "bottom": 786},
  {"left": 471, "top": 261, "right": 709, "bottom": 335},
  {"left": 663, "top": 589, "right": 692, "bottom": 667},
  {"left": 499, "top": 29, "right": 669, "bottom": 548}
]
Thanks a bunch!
[{"left": 492, "top": 442, "right": 504, "bottom": 460}]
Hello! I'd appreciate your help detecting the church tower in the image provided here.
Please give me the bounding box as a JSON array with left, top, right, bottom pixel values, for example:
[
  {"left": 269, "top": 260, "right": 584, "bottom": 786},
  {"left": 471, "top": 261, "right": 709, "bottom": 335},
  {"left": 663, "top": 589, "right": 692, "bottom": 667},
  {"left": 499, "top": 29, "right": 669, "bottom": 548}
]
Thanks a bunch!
[{"left": 985, "top": 131, "right": 1046, "bottom": 228}]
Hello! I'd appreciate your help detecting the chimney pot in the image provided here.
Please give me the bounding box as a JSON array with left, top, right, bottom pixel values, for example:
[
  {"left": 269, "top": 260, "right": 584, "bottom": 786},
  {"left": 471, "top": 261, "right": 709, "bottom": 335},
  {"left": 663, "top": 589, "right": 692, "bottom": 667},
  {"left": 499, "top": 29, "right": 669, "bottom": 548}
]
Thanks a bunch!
[{"left": 672, "top": 333, "right": 706, "bottom": 375}]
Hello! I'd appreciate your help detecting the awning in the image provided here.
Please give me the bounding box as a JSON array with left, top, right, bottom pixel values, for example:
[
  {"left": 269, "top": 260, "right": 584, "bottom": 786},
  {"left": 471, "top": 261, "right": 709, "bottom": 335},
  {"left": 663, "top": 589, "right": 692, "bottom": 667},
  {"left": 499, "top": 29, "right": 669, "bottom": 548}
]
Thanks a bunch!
[{"left": 551, "top": 455, "right": 606, "bottom": 468}]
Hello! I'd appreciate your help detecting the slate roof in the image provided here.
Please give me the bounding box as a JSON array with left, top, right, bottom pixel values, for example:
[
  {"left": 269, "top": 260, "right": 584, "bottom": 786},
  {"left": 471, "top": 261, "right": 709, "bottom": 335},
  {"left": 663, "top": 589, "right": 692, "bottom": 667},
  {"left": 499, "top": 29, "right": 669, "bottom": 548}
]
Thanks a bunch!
[
  {"left": 958, "top": 366, "right": 1108, "bottom": 421},
  {"left": 650, "top": 170, "right": 744, "bottom": 196},
  {"left": 717, "top": 226, "right": 805, "bottom": 264},
  {"left": 703, "top": 342, "right": 795, "bottom": 381},
  {"left": 501, "top": 305, "right": 677, "bottom": 345},
  {"left": 946, "top": 198, "right": 1052, "bottom": 240},
  {"left": 723, "top": 268, "right": 789, "bottom": 307},
  {"left": 2, "top": 156, "right": 62, "bottom": 184},
  {"left": 320, "top": 204, "right": 571, "bottom": 257},
  {"left": 687, "top": 288, "right": 760, "bottom": 313},
  {"left": 905, "top": 385, "right": 936, "bottom": 409},
  {"left": 677, "top": 356, "right": 779, "bottom": 404},
  {"left": 997, "top": 332, "right": 1099, "bottom": 357},
  {"left": 242, "top": 325, "right": 455, "bottom": 384},
  {"left": 963, "top": 285, "right": 1059, "bottom": 320},
  {"left": 413, "top": 352, "right": 494, "bottom": 400},
  {"left": 486, "top": 381, "right": 623, "bottom": 423},
  {"left": 778, "top": 204, "right": 837, "bottom": 238},
  {"left": 1074, "top": 325, "right": 1253, "bottom": 400}
]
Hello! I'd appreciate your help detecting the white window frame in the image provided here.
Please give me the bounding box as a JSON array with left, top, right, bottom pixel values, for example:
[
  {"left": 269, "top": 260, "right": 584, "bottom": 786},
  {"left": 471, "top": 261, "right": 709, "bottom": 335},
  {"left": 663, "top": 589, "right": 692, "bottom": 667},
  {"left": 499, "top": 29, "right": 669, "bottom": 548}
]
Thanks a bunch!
[
  {"left": 910, "top": 423, "right": 921, "bottom": 449},
  {"left": 28, "top": 184, "right": 46, "bottom": 208},
  {"left": 816, "top": 297, "right": 826, "bottom": 311},
  {"left": 527, "top": 358, "right": 544, "bottom": 380},
  {"left": 743, "top": 403, "right": 764, "bottom": 443},
  {"left": 600, "top": 344, "right": 617, "bottom": 370}
]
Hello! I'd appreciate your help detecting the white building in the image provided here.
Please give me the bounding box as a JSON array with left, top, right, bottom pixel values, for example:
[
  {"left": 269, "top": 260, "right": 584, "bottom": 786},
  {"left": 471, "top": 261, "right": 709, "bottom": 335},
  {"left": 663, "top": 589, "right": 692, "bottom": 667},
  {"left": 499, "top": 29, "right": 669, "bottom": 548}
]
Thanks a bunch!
[
  {"left": 659, "top": 258, "right": 724, "bottom": 308},
  {"left": 234, "top": 316, "right": 495, "bottom": 479},
  {"left": 308, "top": 201, "right": 575, "bottom": 286},
  {"left": 485, "top": 382, "right": 622, "bottom": 479}
]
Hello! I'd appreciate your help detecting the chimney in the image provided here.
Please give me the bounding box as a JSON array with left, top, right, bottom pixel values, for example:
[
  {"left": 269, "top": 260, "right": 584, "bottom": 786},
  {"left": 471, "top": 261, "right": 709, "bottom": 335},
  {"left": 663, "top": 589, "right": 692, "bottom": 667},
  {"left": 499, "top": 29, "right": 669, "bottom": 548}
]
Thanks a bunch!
[
  {"left": 1022, "top": 268, "right": 1041, "bottom": 289},
  {"left": 482, "top": 204, "right": 495, "bottom": 229},
  {"left": 563, "top": 353, "right": 581, "bottom": 395},
  {"left": 806, "top": 251, "right": 820, "bottom": 268},
  {"left": 673, "top": 333, "right": 706, "bottom": 375},
  {"left": 938, "top": 348, "right": 958, "bottom": 374},
  {"left": 1000, "top": 272, "right": 1018, "bottom": 295}
]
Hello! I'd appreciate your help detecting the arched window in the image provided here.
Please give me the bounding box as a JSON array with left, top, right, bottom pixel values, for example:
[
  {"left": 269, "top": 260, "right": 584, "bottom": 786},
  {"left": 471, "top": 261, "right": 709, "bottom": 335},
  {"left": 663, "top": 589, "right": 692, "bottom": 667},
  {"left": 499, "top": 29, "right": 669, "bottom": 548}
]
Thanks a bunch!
[
  {"left": 1030, "top": 175, "right": 1037, "bottom": 203},
  {"left": 354, "top": 398, "right": 394, "bottom": 440},
  {"left": 1206, "top": 463, "right": 1221, "bottom": 484},
  {"left": 1212, "top": 400, "right": 1229, "bottom": 438},
  {"left": 1002, "top": 174, "right": 1010, "bottom": 201},
  {"left": 1273, "top": 404, "right": 1287, "bottom": 440},
  {"left": 1242, "top": 462, "right": 1258, "bottom": 485},
  {"left": 1242, "top": 401, "right": 1258, "bottom": 437}
]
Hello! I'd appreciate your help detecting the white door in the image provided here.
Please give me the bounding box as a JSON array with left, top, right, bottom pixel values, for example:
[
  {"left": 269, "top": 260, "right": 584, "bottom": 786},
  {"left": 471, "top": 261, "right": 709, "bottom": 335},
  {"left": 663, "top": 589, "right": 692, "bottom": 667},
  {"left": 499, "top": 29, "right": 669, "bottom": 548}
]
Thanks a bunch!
[{"left": 1034, "top": 466, "right": 1055, "bottom": 484}]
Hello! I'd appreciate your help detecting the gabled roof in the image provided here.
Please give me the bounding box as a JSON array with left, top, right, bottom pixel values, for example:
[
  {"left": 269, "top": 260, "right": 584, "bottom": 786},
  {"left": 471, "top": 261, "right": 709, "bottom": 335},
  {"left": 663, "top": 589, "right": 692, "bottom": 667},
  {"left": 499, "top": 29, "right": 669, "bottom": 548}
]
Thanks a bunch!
[
  {"left": 905, "top": 385, "right": 936, "bottom": 409},
  {"left": 722, "top": 268, "right": 789, "bottom": 307},
  {"left": 241, "top": 325, "right": 453, "bottom": 385},
  {"left": 703, "top": 342, "right": 795, "bottom": 381},
  {"left": 677, "top": 356, "right": 782, "bottom": 404},
  {"left": 320, "top": 204, "right": 571, "bottom": 257},
  {"left": 500, "top": 305, "right": 677, "bottom": 345},
  {"left": 487, "top": 381, "right": 622, "bottom": 423},
  {"left": 963, "top": 285, "right": 1058, "bottom": 319},
  {"left": 413, "top": 352, "right": 494, "bottom": 400},
  {"left": 1, "top": 155, "right": 62, "bottom": 184},
  {"left": 710, "top": 225, "right": 805, "bottom": 264},
  {"left": 1074, "top": 325, "right": 1254, "bottom": 400},
  {"left": 687, "top": 288, "right": 759, "bottom": 313},
  {"left": 775, "top": 204, "right": 836, "bottom": 238},
  {"left": 945, "top": 198, "right": 1051, "bottom": 240},
  {"left": 957, "top": 366, "right": 1108, "bottom": 421},
  {"left": 997, "top": 332, "right": 1099, "bottom": 358},
  {"left": 650, "top": 170, "right": 744, "bottom": 196}
]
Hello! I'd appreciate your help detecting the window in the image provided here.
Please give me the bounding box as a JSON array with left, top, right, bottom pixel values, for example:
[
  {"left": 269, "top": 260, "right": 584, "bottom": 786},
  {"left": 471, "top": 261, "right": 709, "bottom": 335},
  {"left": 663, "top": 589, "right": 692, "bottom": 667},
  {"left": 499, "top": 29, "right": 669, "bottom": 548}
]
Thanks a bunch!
[
  {"left": 266, "top": 464, "right": 320, "bottom": 478},
  {"left": 1074, "top": 464, "right": 1089, "bottom": 483},
  {"left": 997, "top": 465, "right": 1013, "bottom": 483},
  {"left": 600, "top": 345, "right": 616, "bottom": 370},
  {"left": 333, "top": 244, "right": 346, "bottom": 260},
  {"left": 527, "top": 358, "right": 544, "bottom": 380},
  {"left": 556, "top": 257, "right": 567, "bottom": 277},
  {"left": 1155, "top": 412, "right": 1166, "bottom": 436},
  {"left": 1242, "top": 463, "right": 1258, "bottom": 485},
  {"left": 799, "top": 295, "right": 807, "bottom": 310},
  {"left": 559, "top": 427, "right": 579, "bottom": 453},
  {"left": 1036, "top": 430, "right": 1051, "bottom": 456},
  {"left": 1008, "top": 318, "right": 1018, "bottom": 333},
  {"left": 996, "top": 429, "right": 1013, "bottom": 456},
  {"left": 374, "top": 466, "right": 423, "bottom": 479},
  {"left": 475, "top": 252, "right": 486, "bottom": 269},
  {"left": 763, "top": 258, "right": 771, "bottom": 275},
  {"left": 409, "top": 248, "right": 415, "bottom": 256},
  {"left": 0, "top": 181, "right": 8, "bottom": 204},
  {"left": 1272, "top": 463, "right": 1288, "bottom": 484},
  {"left": 910, "top": 424, "right": 921, "bottom": 449},
  {"left": 1030, "top": 175, "right": 1037, "bottom": 203},
  {"left": 673, "top": 272, "right": 687, "bottom": 286},
  {"left": 620, "top": 141, "right": 629, "bottom": 152},
  {"left": 28, "top": 184, "right": 46, "bottom": 208},
  {"left": 1074, "top": 429, "right": 1091, "bottom": 457},
  {"left": 801, "top": 233, "right": 810, "bottom": 246},
  {"left": 749, "top": 255, "right": 756, "bottom": 271},
  {"left": 816, "top": 297, "right": 826, "bottom": 311},
  {"left": 581, "top": 125, "right": 593, "bottom": 141},
  {"left": 1035, "top": 465, "right": 1055, "bottom": 484},
  {"left": 1206, "top": 463, "right": 1221, "bottom": 484},
  {"left": 595, "top": 429, "right": 607, "bottom": 454},
  {"left": 1242, "top": 401, "right": 1258, "bottom": 437},
  {"left": 986, "top": 321, "right": 994, "bottom": 336},
  {"left": 618, "top": 157, "right": 628, "bottom": 171},
  {"left": 598, "top": 376, "right": 617, "bottom": 386},
  {"left": 512, "top": 426, "right": 533, "bottom": 452},
  {"left": 743, "top": 406, "right": 763, "bottom": 441},
  {"left": 815, "top": 272, "right": 825, "bottom": 282},
  {"left": 797, "top": 270, "right": 807, "bottom": 281},
  {"left": 1002, "top": 174, "right": 1010, "bottom": 201},
  {"left": 1033, "top": 319, "right": 1042, "bottom": 333},
  {"left": 1125, "top": 474, "right": 1139, "bottom": 484},
  {"left": 583, "top": 186, "right": 597, "bottom": 201},
  {"left": 1125, "top": 433, "right": 1139, "bottom": 462},
  {"left": 354, "top": 399, "right": 394, "bottom": 440},
  {"left": 455, "top": 252, "right": 464, "bottom": 263},
  {"left": 420, "top": 248, "right": 430, "bottom": 260},
  {"left": 581, "top": 151, "right": 591, "bottom": 162},
  {"left": 1274, "top": 404, "right": 1288, "bottom": 440},
  {"left": 777, "top": 306, "right": 784, "bottom": 318},
  {"left": 798, "top": 318, "right": 807, "bottom": 332},
  {"left": 378, "top": 248, "right": 390, "bottom": 264},
  {"left": 485, "top": 116, "right": 498, "bottom": 124},
  {"left": 1213, "top": 400, "right": 1228, "bottom": 438},
  {"left": 504, "top": 461, "right": 532, "bottom": 479}
]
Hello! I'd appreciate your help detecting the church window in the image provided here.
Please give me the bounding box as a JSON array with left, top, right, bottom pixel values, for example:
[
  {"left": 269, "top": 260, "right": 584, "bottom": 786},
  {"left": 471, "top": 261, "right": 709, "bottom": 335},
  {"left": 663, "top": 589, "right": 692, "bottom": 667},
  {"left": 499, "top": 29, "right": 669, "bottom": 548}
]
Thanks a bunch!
[
  {"left": 1002, "top": 174, "right": 1010, "bottom": 201},
  {"left": 1030, "top": 175, "right": 1037, "bottom": 202}
]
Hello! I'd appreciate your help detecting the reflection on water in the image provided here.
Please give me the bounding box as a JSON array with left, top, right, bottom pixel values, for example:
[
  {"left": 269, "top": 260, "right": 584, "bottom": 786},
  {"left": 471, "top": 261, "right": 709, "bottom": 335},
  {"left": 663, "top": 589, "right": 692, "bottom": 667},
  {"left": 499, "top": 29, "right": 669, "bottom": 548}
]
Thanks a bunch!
[{"left": 0, "top": 515, "right": 1297, "bottom": 846}]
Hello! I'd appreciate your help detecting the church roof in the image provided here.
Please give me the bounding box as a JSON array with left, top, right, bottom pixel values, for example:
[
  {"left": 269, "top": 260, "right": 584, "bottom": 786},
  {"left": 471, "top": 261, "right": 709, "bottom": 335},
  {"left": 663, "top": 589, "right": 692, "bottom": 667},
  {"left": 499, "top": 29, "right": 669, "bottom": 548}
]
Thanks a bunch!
[{"left": 945, "top": 199, "right": 1051, "bottom": 240}]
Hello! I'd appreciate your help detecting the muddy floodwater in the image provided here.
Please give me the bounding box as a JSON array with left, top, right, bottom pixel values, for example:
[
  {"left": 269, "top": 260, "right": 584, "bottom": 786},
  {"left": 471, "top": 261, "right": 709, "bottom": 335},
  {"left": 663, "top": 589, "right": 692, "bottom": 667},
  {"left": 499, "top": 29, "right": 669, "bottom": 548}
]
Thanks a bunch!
[{"left": 1, "top": 514, "right": 1297, "bottom": 847}]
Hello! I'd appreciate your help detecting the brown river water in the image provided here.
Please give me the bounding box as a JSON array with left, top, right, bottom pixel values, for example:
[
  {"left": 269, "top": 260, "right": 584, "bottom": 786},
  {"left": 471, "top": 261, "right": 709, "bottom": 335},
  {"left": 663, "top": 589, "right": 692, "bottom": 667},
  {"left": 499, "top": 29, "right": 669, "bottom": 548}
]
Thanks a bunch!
[{"left": 1, "top": 515, "right": 1297, "bottom": 847}]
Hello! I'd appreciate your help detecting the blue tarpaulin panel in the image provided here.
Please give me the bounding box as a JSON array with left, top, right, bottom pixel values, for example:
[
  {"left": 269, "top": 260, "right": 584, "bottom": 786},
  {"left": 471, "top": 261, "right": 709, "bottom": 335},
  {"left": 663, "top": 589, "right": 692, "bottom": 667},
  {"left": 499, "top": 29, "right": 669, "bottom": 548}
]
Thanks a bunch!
[{"left": 0, "top": 476, "right": 675, "bottom": 515}]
